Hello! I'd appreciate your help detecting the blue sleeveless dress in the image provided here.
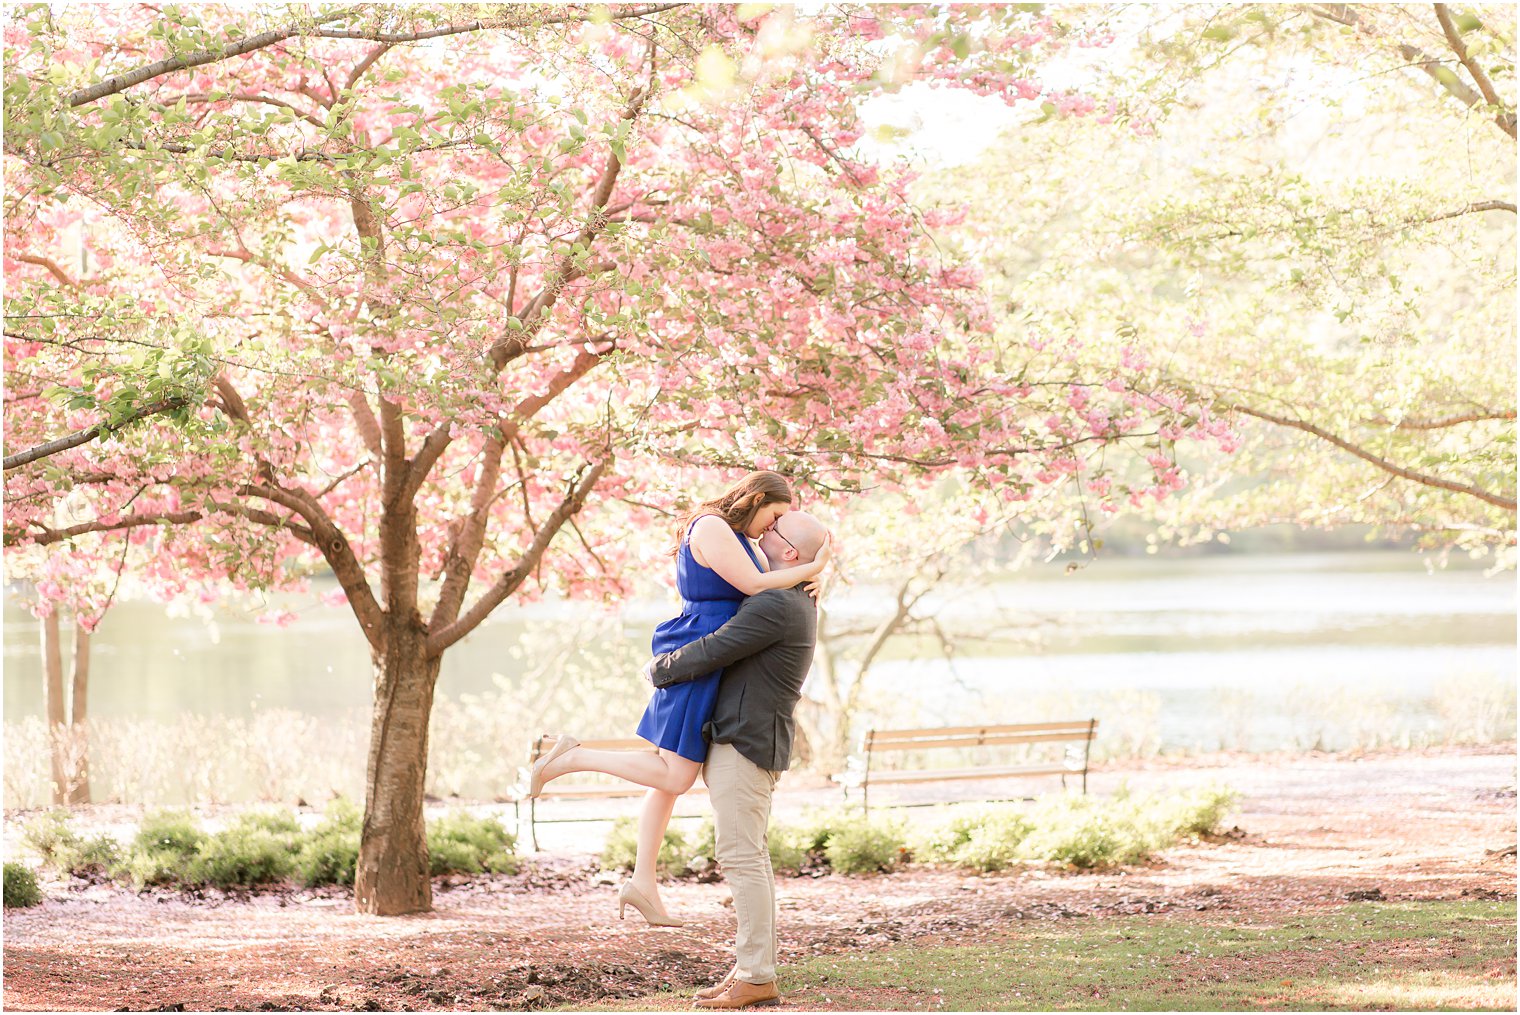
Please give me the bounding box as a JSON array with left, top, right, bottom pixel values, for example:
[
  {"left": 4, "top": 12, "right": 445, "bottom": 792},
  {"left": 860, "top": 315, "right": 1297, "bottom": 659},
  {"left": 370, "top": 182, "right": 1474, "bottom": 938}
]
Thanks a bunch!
[{"left": 636, "top": 522, "right": 761, "bottom": 763}]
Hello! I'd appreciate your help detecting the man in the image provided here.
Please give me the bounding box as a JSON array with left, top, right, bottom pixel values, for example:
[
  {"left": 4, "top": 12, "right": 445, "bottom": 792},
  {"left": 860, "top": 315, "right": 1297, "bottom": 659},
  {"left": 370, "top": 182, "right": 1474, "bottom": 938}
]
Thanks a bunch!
[{"left": 645, "top": 509, "right": 829, "bottom": 1010}]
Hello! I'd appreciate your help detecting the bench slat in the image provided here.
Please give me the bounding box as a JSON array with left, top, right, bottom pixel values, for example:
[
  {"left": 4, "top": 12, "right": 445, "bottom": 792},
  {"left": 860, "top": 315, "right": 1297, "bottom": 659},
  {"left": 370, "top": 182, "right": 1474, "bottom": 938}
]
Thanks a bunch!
[
  {"left": 867, "top": 720, "right": 1097, "bottom": 741},
  {"left": 865, "top": 730, "right": 1096, "bottom": 751},
  {"left": 864, "top": 765, "right": 1074, "bottom": 784}
]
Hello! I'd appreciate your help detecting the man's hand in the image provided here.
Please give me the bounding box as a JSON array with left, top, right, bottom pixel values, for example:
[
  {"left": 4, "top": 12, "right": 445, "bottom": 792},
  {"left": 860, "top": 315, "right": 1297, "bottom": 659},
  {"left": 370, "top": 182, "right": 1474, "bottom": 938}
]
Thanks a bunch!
[{"left": 641, "top": 659, "right": 657, "bottom": 685}]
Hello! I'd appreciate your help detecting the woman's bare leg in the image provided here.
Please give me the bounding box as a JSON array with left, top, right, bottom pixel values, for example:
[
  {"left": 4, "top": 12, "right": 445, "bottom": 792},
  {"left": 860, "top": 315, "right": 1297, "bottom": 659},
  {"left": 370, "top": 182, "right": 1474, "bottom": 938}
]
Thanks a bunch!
[
  {"left": 541, "top": 745, "right": 700, "bottom": 795},
  {"left": 538, "top": 746, "right": 699, "bottom": 919},
  {"left": 631, "top": 787, "right": 680, "bottom": 917}
]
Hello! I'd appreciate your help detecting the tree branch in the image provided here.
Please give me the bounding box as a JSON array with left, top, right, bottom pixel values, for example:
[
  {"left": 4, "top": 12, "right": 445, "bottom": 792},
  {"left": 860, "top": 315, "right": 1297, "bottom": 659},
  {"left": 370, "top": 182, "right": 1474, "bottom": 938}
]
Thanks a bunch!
[
  {"left": 426, "top": 460, "right": 606, "bottom": 656},
  {"left": 400, "top": 55, "right": 652, "bottom": 527},
  {"left": 178, "top": 91, "right": 327, "bottom": 129},
  {"left": 311, "top": 5, "right": 688, "bottom": 44},
  {"left": 208, "top": 245, "right": 323, "bottom": 296},
  {"left": 488, "top": 58, "right": 653, "bottom": 372},
  {"left": 1309, "top": 5, "right": 1509, "bottom": 133},
  {"left": 66, "top": 5, "right": 686, "bottom": 107},
  {"left": 1227, "top": 403, "right": 1516, "bottom": 512},
  {"left": 343, "top": 43, "right": 392, "bottom": 95},
  {"left": 67, "top": 9, "right": 361, "bottom": 106},
  {"left": 211, "top": 373, "right": 250, "bottom": 423},
  {"left": 239, "top": 482, "right": 387, "bottom": 651},
  {"left": 1422, "top": 199, "right": 1517, "bottom": 222},
  {"left": 4, "top": 396, "right": 191, "bottom": 472},
  {"left": 426, "top": 345, "right": 610, "bottom": 631},
  {"left": 343, "top": 390, "right": 384, "bottom": 458},
  {"left": 209, "top": 372, "right": 387, "bottom": 650},
  {"left": 207, "top": 499, "right": 317, "bottom": 545},
  {"left": 1433, "top": 3, "right": 1517, "bottom": 138},
  {"left": 13, "top": 509, "right": 203, "bottom": 547},
  {"left": 1368, "top": 409, "right": 1516, "bottom": 430},
  {"left": 13, "top": 254, "right": 80, "bottom": 288}
]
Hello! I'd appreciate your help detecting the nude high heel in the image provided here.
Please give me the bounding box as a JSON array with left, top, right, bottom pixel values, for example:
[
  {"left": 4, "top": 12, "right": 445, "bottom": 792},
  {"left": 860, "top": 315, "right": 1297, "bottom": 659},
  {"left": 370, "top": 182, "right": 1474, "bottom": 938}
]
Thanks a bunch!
[
  {"left": 528, "top": 734, "right": 579, "bottom": 798},
  {"left": 618, "top": 881, "right": 684, "bottom": 928}
]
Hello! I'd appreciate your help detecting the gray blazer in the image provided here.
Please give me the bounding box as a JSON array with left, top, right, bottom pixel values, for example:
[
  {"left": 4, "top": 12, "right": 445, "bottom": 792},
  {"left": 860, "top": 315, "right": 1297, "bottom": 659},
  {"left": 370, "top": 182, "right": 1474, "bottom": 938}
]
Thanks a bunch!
[{"left": 647, "top": 585, "right": 818, "bottom": 772}]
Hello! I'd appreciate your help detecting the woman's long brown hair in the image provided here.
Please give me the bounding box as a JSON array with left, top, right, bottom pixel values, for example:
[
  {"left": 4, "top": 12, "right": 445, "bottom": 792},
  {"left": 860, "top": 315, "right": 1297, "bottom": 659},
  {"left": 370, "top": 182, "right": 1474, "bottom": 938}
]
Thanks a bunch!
[{"left": 673, "top": 471, "right": 795, "bottom": 553}]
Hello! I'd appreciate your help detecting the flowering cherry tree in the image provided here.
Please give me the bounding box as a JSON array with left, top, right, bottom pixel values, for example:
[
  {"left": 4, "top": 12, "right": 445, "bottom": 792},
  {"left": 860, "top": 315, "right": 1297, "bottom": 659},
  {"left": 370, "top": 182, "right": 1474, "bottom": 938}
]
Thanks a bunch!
[{"left": 3, "top": 4, "right": 1226, "bottom": 913}]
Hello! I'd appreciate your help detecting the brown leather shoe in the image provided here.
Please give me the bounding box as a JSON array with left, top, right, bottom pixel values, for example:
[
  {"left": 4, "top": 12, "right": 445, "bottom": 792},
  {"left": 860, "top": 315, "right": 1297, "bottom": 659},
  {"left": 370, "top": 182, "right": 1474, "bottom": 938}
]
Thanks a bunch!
[
  {"left": 693, "top": 979, "right": 779, "bottom": 1009},
  {"left": 693, "top": 971, "right": 736, "bottom": 1001}
]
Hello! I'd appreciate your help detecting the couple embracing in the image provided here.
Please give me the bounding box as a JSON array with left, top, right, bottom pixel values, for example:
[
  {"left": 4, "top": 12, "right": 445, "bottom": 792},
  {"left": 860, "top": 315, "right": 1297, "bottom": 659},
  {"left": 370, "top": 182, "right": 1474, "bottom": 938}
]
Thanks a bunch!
[{"left": 529, "top": 470, "right": 832, "bottom": 1010}]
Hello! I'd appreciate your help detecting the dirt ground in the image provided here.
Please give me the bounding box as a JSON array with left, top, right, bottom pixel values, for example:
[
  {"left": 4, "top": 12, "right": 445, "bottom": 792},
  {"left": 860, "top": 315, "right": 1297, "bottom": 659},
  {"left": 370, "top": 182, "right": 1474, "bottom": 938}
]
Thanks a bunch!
[{"left": 3, "top": 746, "right": 1515, "bottom": 1012}]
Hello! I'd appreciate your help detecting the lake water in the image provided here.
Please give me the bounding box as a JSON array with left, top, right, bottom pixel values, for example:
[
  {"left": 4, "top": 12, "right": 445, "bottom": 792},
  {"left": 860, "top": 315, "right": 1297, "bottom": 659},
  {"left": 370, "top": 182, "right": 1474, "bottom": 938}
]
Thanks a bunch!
[
  {"left": 848, "top": 552, "right": 1516, "bottom": 752},
  {"left": 3, "top": 550, "right": 1515, "bottom": 755}
]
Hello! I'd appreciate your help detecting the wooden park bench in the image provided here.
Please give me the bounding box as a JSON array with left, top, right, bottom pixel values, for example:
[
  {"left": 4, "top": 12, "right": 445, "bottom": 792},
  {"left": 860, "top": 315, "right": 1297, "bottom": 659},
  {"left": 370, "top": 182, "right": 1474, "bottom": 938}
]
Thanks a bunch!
[
  {"left": 836, "top": 719, "right": 1099, "bottom": 816},
  {"left": 515, "top": 734, "right": 709, "bottom": 850}
]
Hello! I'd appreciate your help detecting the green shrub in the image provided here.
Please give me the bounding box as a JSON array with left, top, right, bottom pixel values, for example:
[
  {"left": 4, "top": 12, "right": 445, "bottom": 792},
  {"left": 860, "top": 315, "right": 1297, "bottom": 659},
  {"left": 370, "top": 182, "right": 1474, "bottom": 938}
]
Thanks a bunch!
[
  {"left": 792, "top": 807, "right": 856, "bottom": 853},
  {"left": 23, "top": 809, "right": 121, "bottom": 878},
  {"left": 118, "top": 847, "right": 187, "bottom": 889},
  {"left": 425, "top": 838, "right": 476, "bottom": 875},
  {"left": 912, "top": 805, "right": 1029, "bottom": 865},
  {"left": 1021, "top": 809, "right": 1136, "bottom": 868},
  {"left": 675, "top": 808, "right": 903, "bottom": 877},
  {"left": 686, "top": 819, "right": 718, "bottom": 872},
  {"left": 1014, "top": 793, "right": 1167, "bottom": 869},
  {"left": 950, "top": 810, "right": 1036, "bottom": 873},
  {"left": 822, "top": 819, "right": 908, "bottom": 874},
  {"left": 1154, "top": 784, "right": 1239, "bottom": 838},
  {"left": 3, "top": 862, "right": 43, "bottom": 908},
  {"left": 293, "top": 798, "right": 363, "bottom": 887},
  {"left": 21, "top": 810, "right": 77, "bottom": 864},
  {"left": 426, "top": 812, "right": 518, "bottom": 875},
  {"left": 679, "top": 819, "right": 811, "bottom": 875},
  {"left": 317, "top": 797, "right": 363, "bottom": 834},
  {"left": 132, "top": 811, "right": 203, "bottom": 863},
  {"left": 113, "top": 810, "right": 205, "bottom": 887},
  {"left": 294, "top": 828, "right": 359, "bottom": 886},
  {"left": 909, "top": 785, "right": 1240, "bottom": 874},
  {"left": 228, "top": 809, "right": 304, "bottom": 841},
  {"left": 600, "top": 817, "right": 689, "bottom": 877},
  {"left": 185, "top": 826, "right": 296, "bottom": 888},
  {"left": 58, "top": 834, "right": 124, "bottom": 878},
  {"left": 17, "top": 802, "right": 549, "bottom": 894},
  {"left": 767, "top": 824, "right": 810, "bottom": 873},
  {"left": 911, "top": 808, "right": 981, "bottom": 862}
]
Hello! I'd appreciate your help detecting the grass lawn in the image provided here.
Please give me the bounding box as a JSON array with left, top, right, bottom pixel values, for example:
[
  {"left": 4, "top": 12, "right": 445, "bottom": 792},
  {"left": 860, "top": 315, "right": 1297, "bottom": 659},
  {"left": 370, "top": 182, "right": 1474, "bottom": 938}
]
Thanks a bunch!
[{"left": 581, "top": 900, "right": 1516, "bottom": 1012}]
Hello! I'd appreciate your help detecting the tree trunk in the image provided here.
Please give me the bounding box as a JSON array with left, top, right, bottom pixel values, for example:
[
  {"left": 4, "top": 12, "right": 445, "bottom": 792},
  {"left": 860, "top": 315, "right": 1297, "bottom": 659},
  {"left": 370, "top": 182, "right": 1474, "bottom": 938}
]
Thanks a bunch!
[
  {"left": 41, "top": 609, "right": 66, "bottom": 805},
  {"left": 354, "top": 618, "right": 441, "bottom": 915},
  {"left": 67, "top": 623, "right": 91, "bottom": 805}
]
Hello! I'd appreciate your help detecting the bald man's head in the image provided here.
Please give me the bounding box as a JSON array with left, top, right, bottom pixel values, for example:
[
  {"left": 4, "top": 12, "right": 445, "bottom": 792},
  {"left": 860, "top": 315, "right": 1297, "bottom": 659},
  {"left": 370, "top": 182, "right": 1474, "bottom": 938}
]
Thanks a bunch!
[{"left": 757, "top": 510, "right": 828, "bottom": 571}]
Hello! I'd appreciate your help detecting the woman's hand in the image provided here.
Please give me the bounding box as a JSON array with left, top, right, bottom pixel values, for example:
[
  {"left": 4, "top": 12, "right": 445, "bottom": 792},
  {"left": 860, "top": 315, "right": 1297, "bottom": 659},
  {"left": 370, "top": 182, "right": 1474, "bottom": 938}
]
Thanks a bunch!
[
  {"left": 804, "top": 532, "right": 835, "bottom": 596},
  {"left": 810, "top": 531, "right": 834, "bottom": 573}
]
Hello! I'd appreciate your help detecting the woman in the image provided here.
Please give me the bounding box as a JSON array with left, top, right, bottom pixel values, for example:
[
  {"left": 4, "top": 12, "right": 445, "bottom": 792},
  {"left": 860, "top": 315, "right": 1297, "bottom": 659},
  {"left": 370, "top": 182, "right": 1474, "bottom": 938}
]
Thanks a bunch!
[{"left": 528, "top": 471, "right": 829, "bottom": 926}]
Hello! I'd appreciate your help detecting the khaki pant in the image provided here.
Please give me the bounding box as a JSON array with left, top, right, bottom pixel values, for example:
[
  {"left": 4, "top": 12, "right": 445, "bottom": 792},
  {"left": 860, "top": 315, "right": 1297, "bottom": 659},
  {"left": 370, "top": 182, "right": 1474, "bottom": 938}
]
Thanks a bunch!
[{"left": 703, "top": 742, "right": 780, "bottom": 985}]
